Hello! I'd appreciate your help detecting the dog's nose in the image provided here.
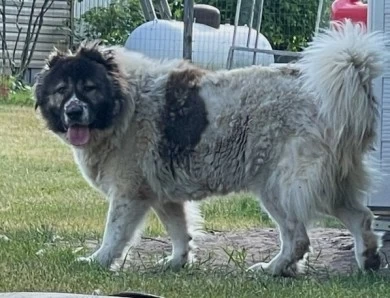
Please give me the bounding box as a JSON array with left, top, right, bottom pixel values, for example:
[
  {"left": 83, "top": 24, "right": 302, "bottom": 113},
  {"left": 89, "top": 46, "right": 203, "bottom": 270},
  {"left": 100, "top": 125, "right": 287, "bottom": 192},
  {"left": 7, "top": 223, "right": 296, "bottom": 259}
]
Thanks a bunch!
[{"left": 65, "top": 104, "right": 83, "bottom": 120}]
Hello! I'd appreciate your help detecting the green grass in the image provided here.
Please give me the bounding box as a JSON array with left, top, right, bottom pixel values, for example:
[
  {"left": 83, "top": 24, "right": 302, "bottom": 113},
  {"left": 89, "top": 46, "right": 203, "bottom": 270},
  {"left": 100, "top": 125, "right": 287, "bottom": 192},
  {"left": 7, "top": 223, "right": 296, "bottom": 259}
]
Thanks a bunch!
[
  {"left": 1, "top": 230, "right": 390, "bottom": 297},
  {"left": 5, "top": 89, "right": 34, "bottom": 106},
  {"left": 0, "top": 104, "right": 388, "bottom": 297}
]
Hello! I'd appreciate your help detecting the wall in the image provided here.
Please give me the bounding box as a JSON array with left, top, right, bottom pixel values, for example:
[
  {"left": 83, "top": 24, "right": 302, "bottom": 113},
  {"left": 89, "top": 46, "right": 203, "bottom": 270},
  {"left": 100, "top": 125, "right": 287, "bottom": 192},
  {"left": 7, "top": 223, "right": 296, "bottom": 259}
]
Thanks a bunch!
[{"left": 0, "top": 0, "right": 71, "bottom": 75}]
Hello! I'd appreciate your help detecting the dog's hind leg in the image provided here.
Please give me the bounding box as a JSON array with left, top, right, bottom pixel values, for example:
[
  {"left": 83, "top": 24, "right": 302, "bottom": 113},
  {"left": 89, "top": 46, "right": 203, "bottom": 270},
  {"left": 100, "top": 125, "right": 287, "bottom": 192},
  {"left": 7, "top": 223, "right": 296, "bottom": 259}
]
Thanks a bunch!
[
  {"left": 77, "top": 197, "right": 151, "bottom": 268},
  {"left": 153, "top": 201, "right": 203, "bottom": 270},
  {"left": 249, "top": 138, "right": 339, "bottom": 275},
  {"left": 248, "top": 193, "right": 311, "bottom": 276},
  {"left": 331, "top": 202, "right": 381, "bottom": 271}
]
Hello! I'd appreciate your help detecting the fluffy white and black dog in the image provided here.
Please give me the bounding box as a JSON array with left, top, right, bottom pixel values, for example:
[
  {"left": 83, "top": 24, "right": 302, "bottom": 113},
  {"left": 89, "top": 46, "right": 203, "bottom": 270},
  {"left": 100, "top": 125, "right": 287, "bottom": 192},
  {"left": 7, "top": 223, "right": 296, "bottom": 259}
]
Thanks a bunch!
[{"left": 34, "top": 21, "right": 386, "bottom": 276}]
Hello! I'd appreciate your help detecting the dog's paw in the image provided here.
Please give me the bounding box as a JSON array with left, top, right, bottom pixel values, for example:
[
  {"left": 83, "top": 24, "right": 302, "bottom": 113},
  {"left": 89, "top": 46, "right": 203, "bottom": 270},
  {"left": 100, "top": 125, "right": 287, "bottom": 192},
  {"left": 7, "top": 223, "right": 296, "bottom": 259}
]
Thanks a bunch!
[
  {"left": 76, "top": 252, "right": 113, "bottom": 268},
  {"left": 76, "top": 255, "right": 96, "bottom": 264},
  {"left": 296, "top": 257, "right": 310, "bottom": 275},
  {"left": 157, "top": 252, "right": 196, "bottom": 271},
  {"left": 247, "top": 262, "right": 297, "bottom": 277},
  {"left": 247, "top": 262, "right": 271, "bottom": 273}
]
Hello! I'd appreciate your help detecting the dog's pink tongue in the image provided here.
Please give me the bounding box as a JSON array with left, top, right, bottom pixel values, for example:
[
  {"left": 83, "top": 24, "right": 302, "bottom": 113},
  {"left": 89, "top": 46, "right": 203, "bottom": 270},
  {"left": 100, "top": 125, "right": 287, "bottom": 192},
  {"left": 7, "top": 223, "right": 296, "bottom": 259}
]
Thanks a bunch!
[{"left": 67, "top": 126, "right": 90, "bottom": 146}]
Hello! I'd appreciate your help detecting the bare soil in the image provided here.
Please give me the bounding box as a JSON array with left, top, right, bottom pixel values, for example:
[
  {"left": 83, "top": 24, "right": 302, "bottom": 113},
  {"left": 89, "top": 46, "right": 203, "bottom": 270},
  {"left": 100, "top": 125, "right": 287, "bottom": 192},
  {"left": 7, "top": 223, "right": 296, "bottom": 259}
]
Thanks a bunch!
[{"left": 117, "top": 228, "right": 390, "bottom": 275}]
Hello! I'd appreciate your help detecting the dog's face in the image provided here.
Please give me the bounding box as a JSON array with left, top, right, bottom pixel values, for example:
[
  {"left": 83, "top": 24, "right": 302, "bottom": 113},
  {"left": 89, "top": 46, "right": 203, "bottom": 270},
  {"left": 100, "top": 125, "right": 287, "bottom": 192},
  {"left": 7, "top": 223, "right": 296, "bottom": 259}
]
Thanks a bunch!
[{"left": 34, "top": 44, "right": 125, "bottom": 147}]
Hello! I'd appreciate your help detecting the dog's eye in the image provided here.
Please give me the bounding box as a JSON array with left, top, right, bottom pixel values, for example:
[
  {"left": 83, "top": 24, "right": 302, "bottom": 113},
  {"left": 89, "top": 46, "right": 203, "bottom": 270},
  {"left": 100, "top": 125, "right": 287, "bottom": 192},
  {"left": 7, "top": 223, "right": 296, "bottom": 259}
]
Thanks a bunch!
[
  {"left": 55, "top": 86, "right": 66, "bottom": 94},
  {"left": 84, "top": 85, "right": 96, "bottom": 92}
]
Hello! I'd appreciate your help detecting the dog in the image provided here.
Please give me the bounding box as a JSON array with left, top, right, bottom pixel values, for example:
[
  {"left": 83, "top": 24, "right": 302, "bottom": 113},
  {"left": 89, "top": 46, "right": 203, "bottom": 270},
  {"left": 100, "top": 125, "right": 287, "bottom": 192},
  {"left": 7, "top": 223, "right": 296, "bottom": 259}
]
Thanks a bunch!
[{"left": 33, "top": 20, "right": 386, "bottom": 276}]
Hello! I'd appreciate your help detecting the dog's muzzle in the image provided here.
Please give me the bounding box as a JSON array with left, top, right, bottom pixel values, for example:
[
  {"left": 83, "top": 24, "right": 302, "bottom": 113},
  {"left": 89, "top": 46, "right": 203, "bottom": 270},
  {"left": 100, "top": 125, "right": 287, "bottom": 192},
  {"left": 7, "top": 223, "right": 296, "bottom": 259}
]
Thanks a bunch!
[
  {"left": 63, "top": 97, "right": 92, "bottom": 146},
  {"left": 64, "top": 97, "right": 89, "bottom": 127}
]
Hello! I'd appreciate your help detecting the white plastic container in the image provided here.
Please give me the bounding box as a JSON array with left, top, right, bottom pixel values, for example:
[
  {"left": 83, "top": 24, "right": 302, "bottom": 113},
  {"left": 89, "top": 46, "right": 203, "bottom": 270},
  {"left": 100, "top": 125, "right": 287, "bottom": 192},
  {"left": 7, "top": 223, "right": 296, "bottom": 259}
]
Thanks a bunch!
[{"left": 124, "top": 19, "right": 274, "bottom": 70}]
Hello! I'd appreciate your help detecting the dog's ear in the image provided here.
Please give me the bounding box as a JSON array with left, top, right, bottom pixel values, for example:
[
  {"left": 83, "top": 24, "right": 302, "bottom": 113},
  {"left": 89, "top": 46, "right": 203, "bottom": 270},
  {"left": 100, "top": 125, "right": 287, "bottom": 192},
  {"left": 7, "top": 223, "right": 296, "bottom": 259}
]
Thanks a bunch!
[
  {"left": 77, "top": 40, "right": 125, "bottom": 104},
  {"left": 77, "top": 40, "right": 104, "bottom": 63},
  {"left": 45, "top": 47, "right": 68, "bottom": 69},
  {"left": 76, "top": 40, "right": 117, "bottom": 72}
]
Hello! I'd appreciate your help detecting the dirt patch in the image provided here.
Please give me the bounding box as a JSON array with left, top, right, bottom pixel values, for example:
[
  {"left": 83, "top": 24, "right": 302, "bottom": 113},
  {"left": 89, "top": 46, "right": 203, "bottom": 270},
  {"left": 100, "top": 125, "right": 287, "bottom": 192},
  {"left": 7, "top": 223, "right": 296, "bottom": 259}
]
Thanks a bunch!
[{"left": 116, "top": 228, "right": 390, "bottom": 275}]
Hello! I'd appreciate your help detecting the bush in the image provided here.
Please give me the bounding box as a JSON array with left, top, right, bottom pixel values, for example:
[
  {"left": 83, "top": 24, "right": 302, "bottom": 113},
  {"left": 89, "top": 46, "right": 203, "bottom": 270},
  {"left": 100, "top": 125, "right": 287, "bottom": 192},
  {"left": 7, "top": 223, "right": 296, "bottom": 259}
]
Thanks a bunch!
[
  {"left": 170, "top": 0, "right": 331, "bottom": 51},
  {"left": 78, "top": 0, "right": 144, "bottom": 45},
  {"left": 259, "top": 0, "right": 332, "bottom": 51},
  {"left": 169, "top": 0, "right": 185, "bottom": 20},
  {"left": 0, "top": 76, "right": 33, "bottom": 106}
]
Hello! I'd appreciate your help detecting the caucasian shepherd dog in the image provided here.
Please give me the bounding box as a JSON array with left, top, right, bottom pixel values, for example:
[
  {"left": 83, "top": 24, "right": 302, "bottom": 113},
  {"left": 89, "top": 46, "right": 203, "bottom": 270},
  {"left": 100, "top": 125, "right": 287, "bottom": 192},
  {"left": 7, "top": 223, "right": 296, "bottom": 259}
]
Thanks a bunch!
[{"left": 34, "top": 21, "right": 386, "bottom": 276}]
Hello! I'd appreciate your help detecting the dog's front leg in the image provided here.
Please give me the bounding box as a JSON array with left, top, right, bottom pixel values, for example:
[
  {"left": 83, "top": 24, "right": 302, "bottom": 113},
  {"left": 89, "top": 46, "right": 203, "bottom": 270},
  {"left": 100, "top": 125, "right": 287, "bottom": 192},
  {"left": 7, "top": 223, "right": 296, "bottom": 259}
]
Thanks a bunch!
[
  {"left": 77, "top": 195, "right": 150, "bottom": 268},
  {"left": 153, "top": 201, "right": 203, "bottom": 270}
]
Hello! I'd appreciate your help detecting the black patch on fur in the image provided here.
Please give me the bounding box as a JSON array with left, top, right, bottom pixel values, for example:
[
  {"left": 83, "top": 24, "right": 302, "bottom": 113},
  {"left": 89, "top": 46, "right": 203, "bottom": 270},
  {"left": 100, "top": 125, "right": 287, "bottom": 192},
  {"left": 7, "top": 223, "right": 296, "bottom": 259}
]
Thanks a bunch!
[
  {"left": 363, "top": 248, "right": 381, "bottom": 271},
  {"left": 159, "top": 68, "right": 209, "bottom": 175},
  {"left": 34, "top": 42, "right": 126, "bottom": 134}
]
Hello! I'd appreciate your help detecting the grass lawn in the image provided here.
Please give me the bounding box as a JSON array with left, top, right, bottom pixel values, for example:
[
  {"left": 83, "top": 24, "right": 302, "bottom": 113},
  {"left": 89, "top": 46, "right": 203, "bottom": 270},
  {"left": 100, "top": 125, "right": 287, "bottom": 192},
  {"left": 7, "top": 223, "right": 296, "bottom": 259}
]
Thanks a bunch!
[{"left": 0, "top": 104, "right": 389, "bottom": 297}]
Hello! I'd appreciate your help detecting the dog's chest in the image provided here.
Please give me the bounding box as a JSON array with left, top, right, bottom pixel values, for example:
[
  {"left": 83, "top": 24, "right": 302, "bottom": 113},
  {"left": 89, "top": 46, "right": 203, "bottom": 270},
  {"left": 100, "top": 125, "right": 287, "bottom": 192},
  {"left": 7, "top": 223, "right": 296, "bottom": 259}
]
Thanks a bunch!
[{"left": 73, "top": 150, "right": 114, "bottom": 195}]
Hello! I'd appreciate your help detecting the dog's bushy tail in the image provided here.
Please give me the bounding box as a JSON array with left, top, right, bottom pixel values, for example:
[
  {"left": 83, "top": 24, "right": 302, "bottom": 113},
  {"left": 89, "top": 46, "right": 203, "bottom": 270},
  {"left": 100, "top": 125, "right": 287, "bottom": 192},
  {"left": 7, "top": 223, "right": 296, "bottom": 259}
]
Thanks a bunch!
[{"left": 300, "top": 20, "right": 386, "bottom": 176}]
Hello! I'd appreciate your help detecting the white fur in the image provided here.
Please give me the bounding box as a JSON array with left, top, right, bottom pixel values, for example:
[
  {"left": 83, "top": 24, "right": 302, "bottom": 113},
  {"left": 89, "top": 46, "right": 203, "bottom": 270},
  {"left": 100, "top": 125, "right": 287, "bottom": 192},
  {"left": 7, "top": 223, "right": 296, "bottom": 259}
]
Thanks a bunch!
[{"left": 64, "top": 95, "right": 90, "bottom": 126}]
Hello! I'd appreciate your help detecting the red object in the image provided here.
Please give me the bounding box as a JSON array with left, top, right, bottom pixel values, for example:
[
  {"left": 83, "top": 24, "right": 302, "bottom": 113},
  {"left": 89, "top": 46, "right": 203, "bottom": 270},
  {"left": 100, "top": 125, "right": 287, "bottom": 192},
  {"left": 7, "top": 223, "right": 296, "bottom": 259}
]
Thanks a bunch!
[{"left": 331, "top": 0, "right": 367, "bottom": 26}]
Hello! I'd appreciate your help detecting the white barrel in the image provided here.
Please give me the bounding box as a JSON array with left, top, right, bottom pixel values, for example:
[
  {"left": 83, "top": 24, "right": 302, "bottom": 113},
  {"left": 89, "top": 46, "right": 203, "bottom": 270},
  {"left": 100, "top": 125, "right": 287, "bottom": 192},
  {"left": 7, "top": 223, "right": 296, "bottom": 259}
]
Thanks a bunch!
[{"left": 125, "top": 20, "right": 274, "bottom": 70}]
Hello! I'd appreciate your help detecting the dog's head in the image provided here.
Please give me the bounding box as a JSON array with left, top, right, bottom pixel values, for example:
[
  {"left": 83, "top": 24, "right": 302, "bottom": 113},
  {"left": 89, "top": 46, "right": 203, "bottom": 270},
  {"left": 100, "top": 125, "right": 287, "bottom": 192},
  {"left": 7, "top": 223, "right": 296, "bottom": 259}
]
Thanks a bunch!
[{"left": 34, "top": 42, "right": 128, "bottom": 147}]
